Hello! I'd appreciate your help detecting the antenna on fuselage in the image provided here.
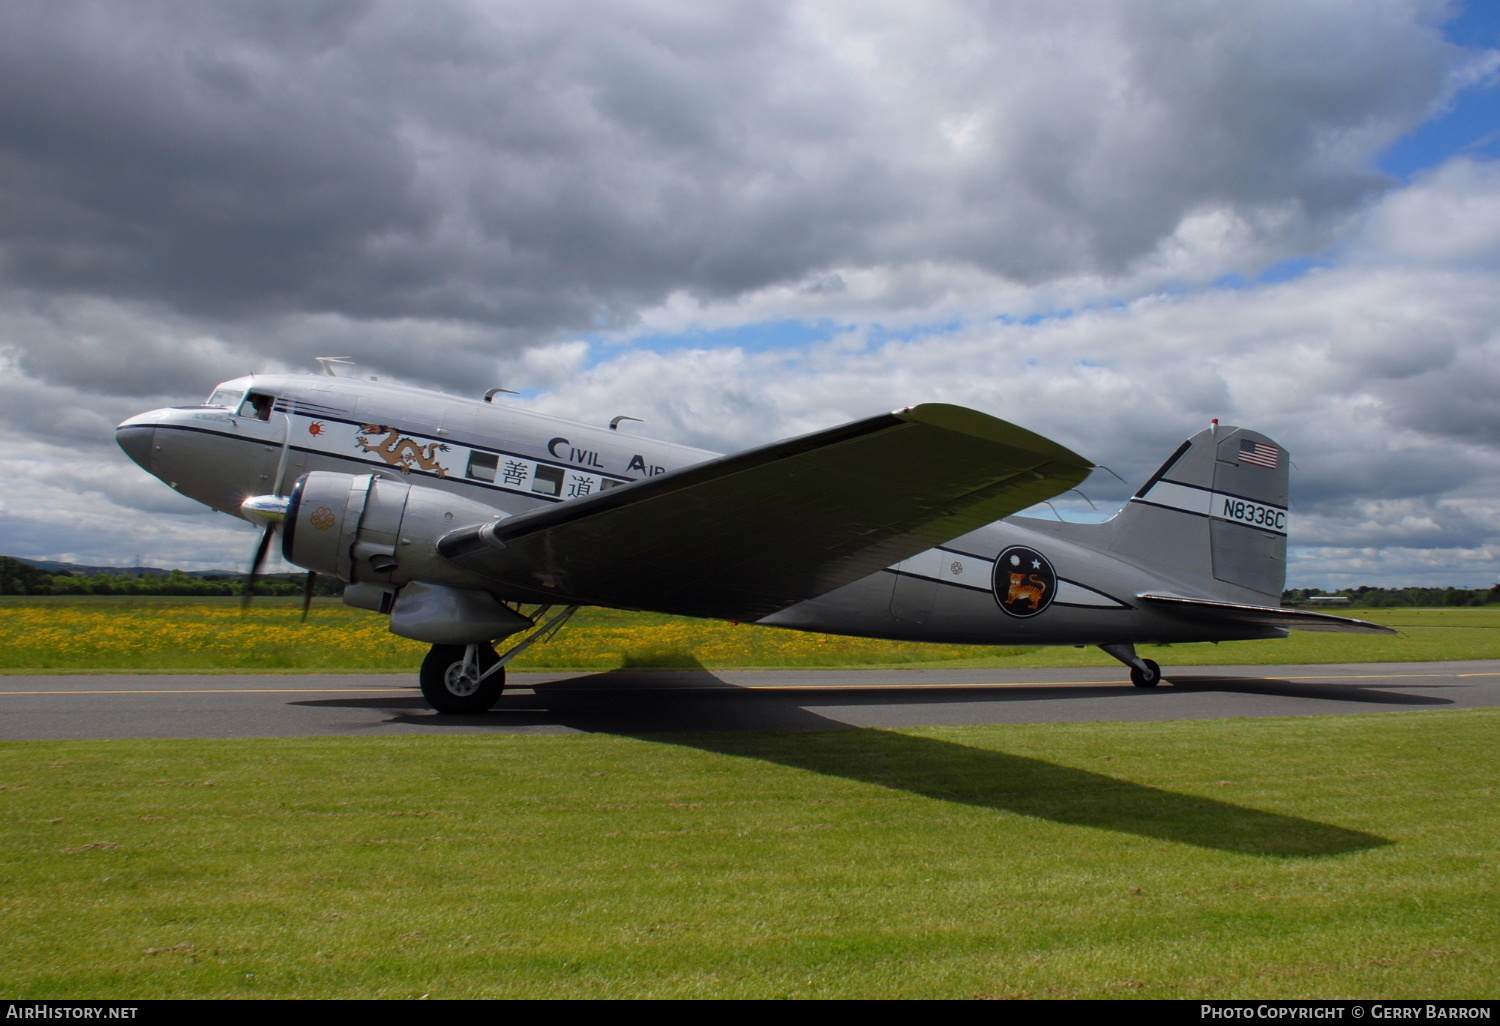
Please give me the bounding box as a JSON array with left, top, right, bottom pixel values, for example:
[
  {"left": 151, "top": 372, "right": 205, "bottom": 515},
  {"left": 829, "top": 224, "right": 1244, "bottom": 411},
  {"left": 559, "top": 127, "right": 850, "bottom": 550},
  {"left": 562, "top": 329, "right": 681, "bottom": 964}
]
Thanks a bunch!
[
  {"left": 609, "top": 416, "right": 643, "bottom": 431},
  {"left": 314, "top": 356, "right": 352, "bottom": 376},
  {"left": 484, "top": 388, "right": 519, "bottom": 402}
]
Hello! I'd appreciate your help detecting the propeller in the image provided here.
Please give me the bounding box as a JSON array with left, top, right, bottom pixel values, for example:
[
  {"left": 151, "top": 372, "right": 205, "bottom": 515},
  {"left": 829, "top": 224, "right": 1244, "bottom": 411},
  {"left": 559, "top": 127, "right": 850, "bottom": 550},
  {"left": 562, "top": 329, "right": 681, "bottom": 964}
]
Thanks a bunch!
[
  {"left": 240, "top": 493, "right": 292, "bottom": 614},
  {"left": 301, "top": 569, "right": 318, "bottom": 621},
  {"left": 239, "top": 409, "right": 321, "bottom": 617}
]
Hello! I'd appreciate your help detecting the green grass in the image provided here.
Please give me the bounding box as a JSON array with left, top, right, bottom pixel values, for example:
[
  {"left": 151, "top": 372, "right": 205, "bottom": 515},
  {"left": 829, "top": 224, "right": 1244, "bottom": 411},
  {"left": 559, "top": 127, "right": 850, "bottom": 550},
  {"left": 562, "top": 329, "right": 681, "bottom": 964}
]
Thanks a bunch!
[
  {"left": 1, "top": 711, "right": 1496, "bottom": 998},
  {"left": 3, "top": 597, "right": 1499, "bottom": 674}
]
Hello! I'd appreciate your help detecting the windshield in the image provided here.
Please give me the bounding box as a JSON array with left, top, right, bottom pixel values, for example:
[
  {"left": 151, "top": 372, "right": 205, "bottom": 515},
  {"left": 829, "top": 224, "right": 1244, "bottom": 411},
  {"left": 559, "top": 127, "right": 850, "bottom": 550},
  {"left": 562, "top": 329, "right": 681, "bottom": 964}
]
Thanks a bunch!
[{"left": 205, "top": 386, "right": 245, "bottom": 408}]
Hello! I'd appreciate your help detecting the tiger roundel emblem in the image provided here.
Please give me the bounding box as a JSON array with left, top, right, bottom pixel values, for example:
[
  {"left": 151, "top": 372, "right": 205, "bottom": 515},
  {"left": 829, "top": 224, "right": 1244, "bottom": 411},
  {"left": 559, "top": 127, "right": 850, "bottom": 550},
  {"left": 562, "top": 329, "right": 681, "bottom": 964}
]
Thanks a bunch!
[{"left": 992, "top": 545, "right": 1057, "bottom": 618}]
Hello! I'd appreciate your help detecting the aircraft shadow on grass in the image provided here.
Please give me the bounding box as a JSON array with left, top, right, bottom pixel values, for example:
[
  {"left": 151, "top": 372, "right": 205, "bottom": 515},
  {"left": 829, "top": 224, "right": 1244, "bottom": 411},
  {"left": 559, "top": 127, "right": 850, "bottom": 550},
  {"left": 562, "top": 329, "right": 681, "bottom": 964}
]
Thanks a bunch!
[{"left": 298, "top": 653, "right": 1396, "bottom": 858}]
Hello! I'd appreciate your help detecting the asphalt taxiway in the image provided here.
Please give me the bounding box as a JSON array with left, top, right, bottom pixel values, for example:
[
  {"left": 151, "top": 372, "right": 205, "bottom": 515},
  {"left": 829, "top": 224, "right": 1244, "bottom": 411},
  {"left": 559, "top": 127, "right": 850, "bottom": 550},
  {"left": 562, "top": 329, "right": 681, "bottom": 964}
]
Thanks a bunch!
[{"left": 1, "top": 660, "right": 1496, "bottom": 740}]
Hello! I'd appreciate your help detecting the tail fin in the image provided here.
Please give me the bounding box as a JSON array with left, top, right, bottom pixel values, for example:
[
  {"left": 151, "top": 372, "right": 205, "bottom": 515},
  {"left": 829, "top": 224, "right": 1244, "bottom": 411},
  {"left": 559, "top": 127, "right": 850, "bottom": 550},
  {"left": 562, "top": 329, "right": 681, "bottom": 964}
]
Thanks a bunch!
[{"left": 1106, "top": 425, "right": 1288, "bottom": 603}]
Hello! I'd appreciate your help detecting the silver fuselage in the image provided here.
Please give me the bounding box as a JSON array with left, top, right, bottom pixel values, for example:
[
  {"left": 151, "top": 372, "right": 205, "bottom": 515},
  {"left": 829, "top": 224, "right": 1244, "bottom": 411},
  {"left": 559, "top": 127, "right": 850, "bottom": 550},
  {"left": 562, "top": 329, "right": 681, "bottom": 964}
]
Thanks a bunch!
[{"left": 117, "top": 373, "right": 1279, "bottom": 647}]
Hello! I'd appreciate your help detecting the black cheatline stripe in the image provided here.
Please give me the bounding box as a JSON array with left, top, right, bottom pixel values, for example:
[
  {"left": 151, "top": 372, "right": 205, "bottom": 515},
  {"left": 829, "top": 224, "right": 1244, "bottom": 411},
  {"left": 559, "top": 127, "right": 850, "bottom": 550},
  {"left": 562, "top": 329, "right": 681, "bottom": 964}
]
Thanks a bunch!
[
  {"left": 1129, "top": 496, "right": 1286, "bottom": 534},
  {"left": 935, "top": 545, "right": 997, "bottom": 562},
  {"left": 881, "top": 567, "right": 991, "bottom": 592},
  {"left": 882, "top": 567, "right": 1127, "bottom": 607},
  {"left": 1128, "top": 497, "right": 1211, "bottom": 520},
  {"left": 151, "top": 423, "right": 566, "bottom": 504},
  {"left": 1153, "top": 477, "right": 1287, "bottom": 510},
  {"left": 915, "top": 548, "right": 1130, "bottom": 607},
  {"left": 256, "top": 408, "right": 639, "bottom": 482},
  {"left": 1133, "top": 440, "right": 1193, "bottom": 498}
]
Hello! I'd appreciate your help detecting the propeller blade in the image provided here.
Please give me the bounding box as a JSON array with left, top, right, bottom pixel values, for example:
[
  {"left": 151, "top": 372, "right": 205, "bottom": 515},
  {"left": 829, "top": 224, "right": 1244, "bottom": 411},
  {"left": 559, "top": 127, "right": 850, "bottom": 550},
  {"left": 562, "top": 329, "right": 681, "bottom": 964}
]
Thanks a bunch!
[
  {"left": 271, "top": 413, "right": 293, "bottom": 495},
  {"left": 301, "top": 571, "right": 317, "bottom": 622},
  {"left": 242, "top": 523, "right": 276, "bottom": 612}
]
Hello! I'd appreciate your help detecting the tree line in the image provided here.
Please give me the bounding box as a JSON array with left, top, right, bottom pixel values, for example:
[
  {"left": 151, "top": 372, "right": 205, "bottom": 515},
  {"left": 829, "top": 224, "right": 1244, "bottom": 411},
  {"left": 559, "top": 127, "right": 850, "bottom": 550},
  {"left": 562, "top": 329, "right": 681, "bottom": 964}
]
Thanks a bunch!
[
  {"left": 0, "top": 556, "right": 343, "bottom": 597},
  {"left": 1283, "top": 585, "right": 1500, "bottom": 608}
]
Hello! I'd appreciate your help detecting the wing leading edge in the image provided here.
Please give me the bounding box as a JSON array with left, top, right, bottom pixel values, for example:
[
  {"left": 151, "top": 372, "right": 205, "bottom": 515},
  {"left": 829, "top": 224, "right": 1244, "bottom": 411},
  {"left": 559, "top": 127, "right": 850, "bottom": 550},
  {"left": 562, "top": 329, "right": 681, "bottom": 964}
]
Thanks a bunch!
[{"left": 439, "top": 404, "right": 1093, "bottom": 621}]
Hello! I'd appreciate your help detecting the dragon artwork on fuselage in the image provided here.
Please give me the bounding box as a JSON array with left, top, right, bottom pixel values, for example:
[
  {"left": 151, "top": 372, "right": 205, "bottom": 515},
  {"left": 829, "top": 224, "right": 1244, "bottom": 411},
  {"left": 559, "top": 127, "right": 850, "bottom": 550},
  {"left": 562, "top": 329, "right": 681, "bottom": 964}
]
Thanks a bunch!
[
  {"left": 355, "top": 425, "right": 451, "bottom": 478},
  {"left": 115, "top": 368, "right": 1396, "bottom": 714}
]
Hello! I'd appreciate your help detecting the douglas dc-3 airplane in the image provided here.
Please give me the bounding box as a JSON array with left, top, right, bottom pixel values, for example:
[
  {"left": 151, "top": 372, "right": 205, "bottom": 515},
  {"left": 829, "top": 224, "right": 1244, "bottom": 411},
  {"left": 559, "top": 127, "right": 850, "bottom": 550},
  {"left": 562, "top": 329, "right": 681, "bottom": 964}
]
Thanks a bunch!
[{"left": 116, "top": 366, "right": 1392, "bottom": 713}]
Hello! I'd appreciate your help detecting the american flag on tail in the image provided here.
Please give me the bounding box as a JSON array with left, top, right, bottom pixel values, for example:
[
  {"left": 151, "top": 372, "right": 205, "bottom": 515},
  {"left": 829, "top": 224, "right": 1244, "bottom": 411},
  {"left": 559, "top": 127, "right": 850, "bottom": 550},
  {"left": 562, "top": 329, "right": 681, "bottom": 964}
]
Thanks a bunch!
[{"left": 1239, "top": 439, "right": 1279, "bottom": 469}]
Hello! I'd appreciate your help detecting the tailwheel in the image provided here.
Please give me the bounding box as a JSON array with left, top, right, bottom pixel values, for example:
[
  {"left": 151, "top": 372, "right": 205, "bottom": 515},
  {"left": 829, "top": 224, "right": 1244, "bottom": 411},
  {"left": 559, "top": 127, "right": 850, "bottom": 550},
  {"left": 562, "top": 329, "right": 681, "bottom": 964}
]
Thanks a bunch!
[
  {"left": 1129, "top": 658, "right": 1162, "bottom": 688},
  {"left": 421, "top": 643, "right": 504, "bottom": 713}
]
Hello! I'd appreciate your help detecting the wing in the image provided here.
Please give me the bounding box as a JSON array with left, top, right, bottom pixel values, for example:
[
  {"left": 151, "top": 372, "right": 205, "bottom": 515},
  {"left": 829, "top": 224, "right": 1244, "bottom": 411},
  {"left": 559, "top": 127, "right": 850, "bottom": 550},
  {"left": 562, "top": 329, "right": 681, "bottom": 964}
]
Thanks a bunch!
[
  {"left": 1138, "top": 593, "right": 1397, "bottom": 634},
  {"left": 440, "top": 404, "right": 1092, "bottom": 620}
]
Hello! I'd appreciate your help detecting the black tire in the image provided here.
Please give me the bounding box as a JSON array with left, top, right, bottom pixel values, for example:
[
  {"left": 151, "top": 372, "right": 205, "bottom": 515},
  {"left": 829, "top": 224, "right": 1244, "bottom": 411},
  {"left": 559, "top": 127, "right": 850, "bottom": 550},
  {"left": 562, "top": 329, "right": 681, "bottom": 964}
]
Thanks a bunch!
[
  {"left": 1130, "top": 659, "right": 1162, "bottom": 688},
  {"left": 420, "top": 643, "right": 504, "bottom": 713}
]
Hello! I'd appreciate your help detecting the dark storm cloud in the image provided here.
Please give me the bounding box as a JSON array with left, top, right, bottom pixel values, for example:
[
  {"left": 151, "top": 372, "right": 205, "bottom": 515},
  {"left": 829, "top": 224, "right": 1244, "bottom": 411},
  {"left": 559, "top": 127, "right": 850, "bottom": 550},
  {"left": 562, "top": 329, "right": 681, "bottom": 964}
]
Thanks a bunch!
[
  {"left": 0, "top": 2, "right": 424, "bottom": 316},
  {"left": 0, "top": 0, "right": 1457, "bottom": 352},
  {"left": 3, "top": 0, "right": 1493, "bottom": 584}
]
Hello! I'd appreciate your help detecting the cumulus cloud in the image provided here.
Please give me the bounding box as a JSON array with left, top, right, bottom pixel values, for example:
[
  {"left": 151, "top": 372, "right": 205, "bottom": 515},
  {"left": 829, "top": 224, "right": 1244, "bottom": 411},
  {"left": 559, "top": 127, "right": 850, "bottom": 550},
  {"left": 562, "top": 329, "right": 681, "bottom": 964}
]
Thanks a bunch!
[
  {"left": 1349, "top": 157, "right": 1500, "bottom": 266},
  {"left": 0, "top": 0, "right": 1496, "bottom": 587},
  {"left": 519, "top": 159, "right": 1500, "bottom": 585},
  {"left": 0, "top": 0, "right": 1463, "bottom": 345}
]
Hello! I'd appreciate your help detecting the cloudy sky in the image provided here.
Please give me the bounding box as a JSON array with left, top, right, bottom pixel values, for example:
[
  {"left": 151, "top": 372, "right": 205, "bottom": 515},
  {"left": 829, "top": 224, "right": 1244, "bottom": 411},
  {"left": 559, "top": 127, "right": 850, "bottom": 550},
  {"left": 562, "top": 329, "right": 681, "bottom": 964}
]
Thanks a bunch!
[{"left": 1, "top": 0, "right": 1497, "bottom": 587}]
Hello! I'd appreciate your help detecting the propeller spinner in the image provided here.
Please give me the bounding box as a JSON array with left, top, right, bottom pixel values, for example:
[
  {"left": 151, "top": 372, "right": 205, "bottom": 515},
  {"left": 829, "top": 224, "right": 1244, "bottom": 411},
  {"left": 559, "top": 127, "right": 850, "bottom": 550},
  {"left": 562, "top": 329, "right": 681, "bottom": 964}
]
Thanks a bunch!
[{"left": 239, "top": 492, "right": 317, "bottom": 620}]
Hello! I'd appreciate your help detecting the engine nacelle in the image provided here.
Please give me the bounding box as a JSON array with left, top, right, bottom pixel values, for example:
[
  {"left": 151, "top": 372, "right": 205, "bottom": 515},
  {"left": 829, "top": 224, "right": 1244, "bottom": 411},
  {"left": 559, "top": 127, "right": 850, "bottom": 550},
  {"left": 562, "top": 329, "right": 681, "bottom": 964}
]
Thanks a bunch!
[{"left": 282, "top": 471, "right": 500, "bottom": 590}]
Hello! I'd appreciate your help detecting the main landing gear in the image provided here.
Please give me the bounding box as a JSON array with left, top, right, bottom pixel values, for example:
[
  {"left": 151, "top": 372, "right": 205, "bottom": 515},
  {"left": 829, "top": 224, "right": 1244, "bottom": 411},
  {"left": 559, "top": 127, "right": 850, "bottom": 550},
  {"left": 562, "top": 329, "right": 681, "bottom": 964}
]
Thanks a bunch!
[
  {"left": 1099, "top": 642, "right": 1163, "bottom": 688},
  {"left": 420, "top": 643, "right": 504, "bottom": 713},
  {"left": 418, "top": 605, "right": 581, "bottom": 714}
]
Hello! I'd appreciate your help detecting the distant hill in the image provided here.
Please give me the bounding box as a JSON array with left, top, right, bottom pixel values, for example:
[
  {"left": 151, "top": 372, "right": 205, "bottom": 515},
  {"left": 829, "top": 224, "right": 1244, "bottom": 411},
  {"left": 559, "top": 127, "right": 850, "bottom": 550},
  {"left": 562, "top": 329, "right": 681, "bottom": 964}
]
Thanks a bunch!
[
  {"left": 10, "top": 556, "right": 244, "bottom": 579},
  {"left": 1, "top": 555, "right": 342, "bottom": 597}
]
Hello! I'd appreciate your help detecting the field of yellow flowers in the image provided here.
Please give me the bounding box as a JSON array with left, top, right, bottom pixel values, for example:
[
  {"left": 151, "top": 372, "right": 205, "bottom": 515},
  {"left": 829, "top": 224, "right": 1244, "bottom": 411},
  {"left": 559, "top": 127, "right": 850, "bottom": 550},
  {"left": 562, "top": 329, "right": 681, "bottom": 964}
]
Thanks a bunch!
[
  {"left": 0, "top": 596, "right": 1036, "bottom": 672},
  {"left": 4, "top": 597, "right": 1495, "bottom": 673}
]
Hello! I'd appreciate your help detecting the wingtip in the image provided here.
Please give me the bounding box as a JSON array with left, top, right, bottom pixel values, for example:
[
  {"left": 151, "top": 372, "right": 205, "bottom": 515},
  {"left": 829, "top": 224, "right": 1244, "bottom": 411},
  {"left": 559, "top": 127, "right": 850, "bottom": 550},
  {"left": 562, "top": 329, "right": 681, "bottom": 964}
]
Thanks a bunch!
[{"left": 894, "top": 403, "right": 1091, "bottom": 468}]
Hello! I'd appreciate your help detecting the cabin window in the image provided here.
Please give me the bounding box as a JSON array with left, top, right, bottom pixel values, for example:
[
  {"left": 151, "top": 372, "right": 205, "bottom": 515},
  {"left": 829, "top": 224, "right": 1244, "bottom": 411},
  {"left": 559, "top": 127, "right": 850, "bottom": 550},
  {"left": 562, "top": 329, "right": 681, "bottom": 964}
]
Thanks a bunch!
[
  {"left": 206, "top": 387, "right": 244, "bottom": 408},
  {"left": 467, "top": 451, "right": 499, "bottom": 483},
  {"left": 531, "top": 465, "right": 564, "bottom": 497},
  {"left": 600, "top": 478, "right": 626, "bottom": 491},
  {"left": 238, "top": 392, "right": 275, "bottom": 421}
]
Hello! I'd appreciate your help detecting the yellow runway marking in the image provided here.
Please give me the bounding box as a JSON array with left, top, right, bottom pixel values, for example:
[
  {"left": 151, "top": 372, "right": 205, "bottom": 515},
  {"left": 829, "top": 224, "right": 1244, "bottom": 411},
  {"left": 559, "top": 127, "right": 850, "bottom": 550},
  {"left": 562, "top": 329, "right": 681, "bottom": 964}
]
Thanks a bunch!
[
  {"left": 0, "top": 688, "right": 416, "bottom": 696},
  {"left": 630, "top": 681, "right": 1123, "bottom": 690}
]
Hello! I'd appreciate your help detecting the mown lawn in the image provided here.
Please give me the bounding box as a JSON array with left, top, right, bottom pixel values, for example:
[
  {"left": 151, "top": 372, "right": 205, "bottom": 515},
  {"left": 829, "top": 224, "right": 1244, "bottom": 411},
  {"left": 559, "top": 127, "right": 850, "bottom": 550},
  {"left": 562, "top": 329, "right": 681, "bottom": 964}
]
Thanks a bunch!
[
  {"left": 1, "top": 710, "right": 1495, "bottom": 998},
  {"left": 1, "top": 596, "right": 1498, "bottom": 673}
]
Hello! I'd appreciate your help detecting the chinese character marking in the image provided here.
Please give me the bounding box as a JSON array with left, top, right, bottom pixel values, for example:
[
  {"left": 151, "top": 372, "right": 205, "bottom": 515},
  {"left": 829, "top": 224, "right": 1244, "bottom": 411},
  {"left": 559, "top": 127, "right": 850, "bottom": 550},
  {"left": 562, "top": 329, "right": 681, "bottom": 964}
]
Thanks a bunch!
[{"left": 501, "top": 460, "right": 528, "bottom": 487}]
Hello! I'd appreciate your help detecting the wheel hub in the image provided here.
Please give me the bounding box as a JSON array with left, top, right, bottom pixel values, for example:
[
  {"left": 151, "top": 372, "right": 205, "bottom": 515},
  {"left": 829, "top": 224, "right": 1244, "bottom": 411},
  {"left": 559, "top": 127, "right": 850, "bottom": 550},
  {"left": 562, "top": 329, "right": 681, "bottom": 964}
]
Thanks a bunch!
[{"left": 443, "top": 661, "right": 482, "bottom": 696}]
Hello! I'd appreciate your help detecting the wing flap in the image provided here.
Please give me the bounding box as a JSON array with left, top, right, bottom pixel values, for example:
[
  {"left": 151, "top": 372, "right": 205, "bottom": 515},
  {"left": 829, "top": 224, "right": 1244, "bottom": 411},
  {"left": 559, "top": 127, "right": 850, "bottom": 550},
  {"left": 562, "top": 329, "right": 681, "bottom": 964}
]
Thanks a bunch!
[
  {"left": 1139, "top": 593, "right": 1396, "bottom": 634},
  {"left": 441, "top": 404, "right": 1092, "bottom": 620}
]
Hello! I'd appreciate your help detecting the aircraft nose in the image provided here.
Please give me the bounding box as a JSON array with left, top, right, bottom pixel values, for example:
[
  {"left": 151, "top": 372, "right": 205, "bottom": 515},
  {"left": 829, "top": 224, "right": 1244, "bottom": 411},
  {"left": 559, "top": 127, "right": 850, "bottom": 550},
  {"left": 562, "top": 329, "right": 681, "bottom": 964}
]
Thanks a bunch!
[{"left": 115, "top": 422, "right": 157, "bottom": 472}]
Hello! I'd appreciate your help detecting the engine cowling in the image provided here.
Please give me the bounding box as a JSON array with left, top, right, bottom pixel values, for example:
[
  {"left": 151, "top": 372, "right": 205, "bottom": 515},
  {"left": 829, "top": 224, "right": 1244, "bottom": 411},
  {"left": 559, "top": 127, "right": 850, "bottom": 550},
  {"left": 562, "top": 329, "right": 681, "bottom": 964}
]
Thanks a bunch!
[
  {"left": 282, "top": 471, "right": 499, "bottom": 590},
  {"left": 281, "top": 471, "right": 533, "bottom": 644}
]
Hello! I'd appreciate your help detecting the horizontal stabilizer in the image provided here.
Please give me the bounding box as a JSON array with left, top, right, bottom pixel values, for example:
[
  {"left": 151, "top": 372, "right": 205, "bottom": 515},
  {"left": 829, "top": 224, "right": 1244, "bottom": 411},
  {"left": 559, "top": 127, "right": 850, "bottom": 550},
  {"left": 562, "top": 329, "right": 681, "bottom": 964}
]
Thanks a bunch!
[
  {"left": 1138, "top": 593, "right": 1397, "bottom": 634},
  {"left": 441, "top": 404, "right": 1092, "bottom": 620}
]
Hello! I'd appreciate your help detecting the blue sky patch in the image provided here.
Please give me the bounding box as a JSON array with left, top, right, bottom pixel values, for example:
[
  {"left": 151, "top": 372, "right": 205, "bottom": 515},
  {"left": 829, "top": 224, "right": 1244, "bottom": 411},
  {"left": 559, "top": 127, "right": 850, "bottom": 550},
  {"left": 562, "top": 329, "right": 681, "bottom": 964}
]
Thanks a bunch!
[{"left": 1379, "top": 1, "right": 1499, "bottom": 178}]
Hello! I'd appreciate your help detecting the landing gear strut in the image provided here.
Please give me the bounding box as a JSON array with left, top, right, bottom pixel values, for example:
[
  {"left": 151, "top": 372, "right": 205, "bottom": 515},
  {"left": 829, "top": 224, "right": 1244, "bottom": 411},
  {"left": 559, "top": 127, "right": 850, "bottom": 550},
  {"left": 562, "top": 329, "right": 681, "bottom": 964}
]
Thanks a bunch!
[
  {"left": 1100, "top": 642, "right": 1163, "bottom": 688},
  {"left": 419, "top": 605, "right": 581, "bottom": 714}
]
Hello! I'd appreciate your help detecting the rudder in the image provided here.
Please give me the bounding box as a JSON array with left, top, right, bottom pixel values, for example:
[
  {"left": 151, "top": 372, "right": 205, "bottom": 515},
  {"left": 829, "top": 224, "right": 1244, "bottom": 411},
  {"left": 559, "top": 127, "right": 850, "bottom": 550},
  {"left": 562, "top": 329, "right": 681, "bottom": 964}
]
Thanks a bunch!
[{"left": 1106, "top": 425, "right": 1288, "bottom": 603}]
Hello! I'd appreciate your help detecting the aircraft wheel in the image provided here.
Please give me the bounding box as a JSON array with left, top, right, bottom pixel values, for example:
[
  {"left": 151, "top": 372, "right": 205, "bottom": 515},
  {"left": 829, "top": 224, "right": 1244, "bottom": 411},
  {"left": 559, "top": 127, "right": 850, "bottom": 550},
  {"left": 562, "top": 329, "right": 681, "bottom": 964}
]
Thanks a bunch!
[
  {"left": 1130, "top": 659, "right": 1162, "bottom": 688},
  {"left": 420, "top": 643, "right": 504, "bottom": 713}
]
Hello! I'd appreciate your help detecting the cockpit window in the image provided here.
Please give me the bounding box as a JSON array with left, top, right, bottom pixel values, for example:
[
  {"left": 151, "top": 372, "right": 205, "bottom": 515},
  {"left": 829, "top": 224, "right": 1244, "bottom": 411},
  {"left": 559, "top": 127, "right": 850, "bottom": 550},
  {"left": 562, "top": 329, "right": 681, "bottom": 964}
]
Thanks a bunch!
[
  {"left": 238, "top": 392, "right": 275, "bottom": 421},
  {"left": 206, "top": 387, "right": 244, "bottom": 409}
]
